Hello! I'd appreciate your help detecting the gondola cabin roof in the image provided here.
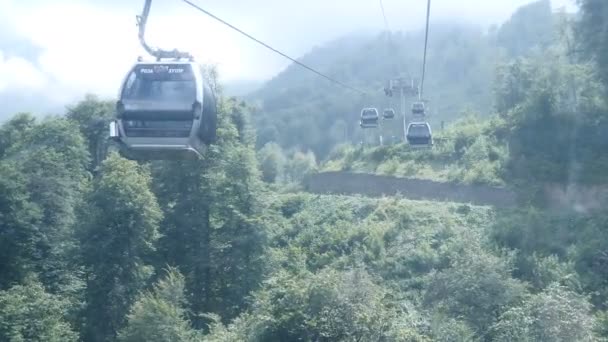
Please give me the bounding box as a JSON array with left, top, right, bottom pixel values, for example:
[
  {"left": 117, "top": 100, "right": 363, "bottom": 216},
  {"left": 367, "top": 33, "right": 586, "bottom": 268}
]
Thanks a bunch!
[
  {"left": 361, "top": 108, "right": 379, "bottom": 118},
  {"left": 412, "top": 102, "right": 425, "bottom": 109},
  {"left": 406, "top": 122, "right": 432, "bottom": 136},
  {"left": 383, "top": 109, "right": 396, "bottom": 118}
]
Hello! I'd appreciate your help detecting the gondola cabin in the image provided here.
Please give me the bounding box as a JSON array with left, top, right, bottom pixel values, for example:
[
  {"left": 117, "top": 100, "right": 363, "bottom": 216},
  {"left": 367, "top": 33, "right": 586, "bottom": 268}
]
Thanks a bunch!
[
  {"left": 360, "top": 108, "right": 379, "bottom": 128},
  {"left": 412, "top": 101, "right": 426, "bottom": 116},
  {"left": 109, "top": 61, "right": 217, "bottom": 160},
  {"left": 383, "top": 108, "right": 396, "bottom": 119},
  {"left": 406, "top": 121, "right": 433, "bottom": 147}
]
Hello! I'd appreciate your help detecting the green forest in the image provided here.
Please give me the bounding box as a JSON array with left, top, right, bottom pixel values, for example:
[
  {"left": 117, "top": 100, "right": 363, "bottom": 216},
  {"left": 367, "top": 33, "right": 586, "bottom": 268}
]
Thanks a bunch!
[
  {"left": 250, "top": 0, "right": 558, "bottom": 158},
  {"left": 2, "top": 0, "right": 608, "bottom": 341}
]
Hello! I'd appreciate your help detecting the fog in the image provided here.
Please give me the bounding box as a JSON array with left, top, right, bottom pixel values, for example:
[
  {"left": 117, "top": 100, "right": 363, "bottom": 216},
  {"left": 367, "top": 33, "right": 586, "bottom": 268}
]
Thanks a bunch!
[{"left": 0, "top": 0, "right": 575, "bottom": 118}]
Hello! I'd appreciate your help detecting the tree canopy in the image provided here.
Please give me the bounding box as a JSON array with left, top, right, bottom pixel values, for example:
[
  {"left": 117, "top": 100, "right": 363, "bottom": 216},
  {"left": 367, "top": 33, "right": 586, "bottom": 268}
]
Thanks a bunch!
[{"left": 1, "top": 1, "right": 608, "bottom": 341}]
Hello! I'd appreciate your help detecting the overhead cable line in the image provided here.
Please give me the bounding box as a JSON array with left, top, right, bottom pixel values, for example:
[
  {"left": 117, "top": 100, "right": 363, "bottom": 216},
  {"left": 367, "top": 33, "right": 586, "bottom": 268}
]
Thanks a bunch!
[
  {"left": 379, "top": 0, "right": 390, "bottom": 31},
  {"left": 377, "top": 0, "right": 412, "bottom": 88},
  {"left": 419, "top": 0, "right": 431, "bottom": 100},
  {"left": 181, "top": 0, "right": 368, "bottom": 95}
]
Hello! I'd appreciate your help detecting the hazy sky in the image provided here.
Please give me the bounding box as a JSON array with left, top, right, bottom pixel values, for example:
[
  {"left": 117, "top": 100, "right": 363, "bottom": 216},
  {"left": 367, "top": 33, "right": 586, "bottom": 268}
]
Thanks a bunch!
[{"left": 0, "top": 0, "right": 576, "bottom": 111}]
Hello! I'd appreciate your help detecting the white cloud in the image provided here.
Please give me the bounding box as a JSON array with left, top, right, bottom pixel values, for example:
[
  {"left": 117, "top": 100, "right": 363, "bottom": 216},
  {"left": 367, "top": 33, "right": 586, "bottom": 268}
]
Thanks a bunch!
[
  {"left": 12, "top": 3, "right": 142, "bottom": 97},
  {"left": 0, "top": 50, "right": 47, "bottom": 92},
  {"left": 3, "top": 1, "right": 262, "bottom": 98}
]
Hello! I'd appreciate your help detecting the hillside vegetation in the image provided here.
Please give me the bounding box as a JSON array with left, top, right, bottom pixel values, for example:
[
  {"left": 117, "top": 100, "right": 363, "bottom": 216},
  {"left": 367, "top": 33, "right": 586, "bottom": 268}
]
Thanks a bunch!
[
  {"left": 320, "top": 2, "right": 608, "bottom": 198},
  {"left": 2, "top": 0, "right": 608, "bottom": 341}
]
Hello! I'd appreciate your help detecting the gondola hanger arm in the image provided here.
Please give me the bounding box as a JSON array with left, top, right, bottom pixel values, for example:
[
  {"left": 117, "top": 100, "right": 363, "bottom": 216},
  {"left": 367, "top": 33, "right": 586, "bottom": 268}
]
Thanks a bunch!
[{"left": 137, "top": 0, "right": 192, "bottom": 60}]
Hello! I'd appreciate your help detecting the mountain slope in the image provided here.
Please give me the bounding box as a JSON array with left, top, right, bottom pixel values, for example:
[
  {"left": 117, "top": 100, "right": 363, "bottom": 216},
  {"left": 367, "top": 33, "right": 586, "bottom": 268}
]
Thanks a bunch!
[
  {"left": 247, "top": 0, "right": 556, "bottom": 158},
  {"left": 247, "top": 25, "right": 497, "bottom": 157}
]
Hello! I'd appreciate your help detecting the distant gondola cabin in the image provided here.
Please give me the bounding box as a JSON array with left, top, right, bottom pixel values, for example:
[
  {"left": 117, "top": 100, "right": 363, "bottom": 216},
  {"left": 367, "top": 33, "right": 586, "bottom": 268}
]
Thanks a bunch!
[{"left": 360, "top": 108, "right": 379, "bottom": 128}]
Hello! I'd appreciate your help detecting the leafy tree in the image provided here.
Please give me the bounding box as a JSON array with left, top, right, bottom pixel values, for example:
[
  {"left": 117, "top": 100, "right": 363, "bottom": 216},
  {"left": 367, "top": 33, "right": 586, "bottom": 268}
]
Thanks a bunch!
[
  {"left": 526, "top": 254, "right": 579, "bottom": 291},
  {"left": 66, "top": 94, "right": 115, "bottom": 170},
  {"left": 0, "top": 277, "right": 79, "bottom": 342},
  {"left": 596, "top": 310, "right": 608, "bottom": 340},
  {"left": 490, "top": 44, "right": 608, "bottom": 191},
  {"left": 258, "top": 142, "right": 286, "bottom": 183},
  {"left": 13, "top": 117, "right": 91, "bottom": 174},
  {"left": 491, "top": 283, "right": 596, "bottom": 341},
  {"left": 491, "top": 208, "right": 608, "bottom": 307},
  {"left": 0, "top": 113, "right": 36, "bottom": 159},
  {"left": 496, "top": 0, "right": 554, "bottom": 57},
  {"left": 447, "top": 134, "right": 506, "bottom": 186},
  {"left": 424, "top": 246, "right": 526, "bottom": 335},
  {"left": 19, "top": 119, "right": 90, "bottom": 295},
  {"left": 118, "top": 268, "right": 198, "bottom": 342},
  {"left": 81, "top": 153, "right": 162, "bottom": 341},
  {"left": 19, "top": 149, "right": 88, "bottom": 296},
  {"left": 428, "top": 315, "right": 476, "bottom": 342},
  {"left": 0, "top": 117, "right": 89, "bottom": 296},
  {"left": 578, "top": 0, "right": 608, "bottom": 89},
  {"left": 494, "top": 58, "right": 536, "bottom": 113},
  {"left": 153, "top": 99, "right": 267, "bottom": 326},
  {"left": 285, "top": 150, "right": 317, "bottom": 183},
  {"left": 0, "top": 161, "right": 42, "bottom": 289},
  {"left": 208, "top": 268, "right": 423, "bottom": 341}
]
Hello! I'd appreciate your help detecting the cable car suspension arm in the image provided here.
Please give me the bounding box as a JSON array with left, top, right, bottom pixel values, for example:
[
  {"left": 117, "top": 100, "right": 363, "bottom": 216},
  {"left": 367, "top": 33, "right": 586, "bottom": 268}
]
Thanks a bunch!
[{"left": 137, "top": 0, "right": 192, "bottom": 60}]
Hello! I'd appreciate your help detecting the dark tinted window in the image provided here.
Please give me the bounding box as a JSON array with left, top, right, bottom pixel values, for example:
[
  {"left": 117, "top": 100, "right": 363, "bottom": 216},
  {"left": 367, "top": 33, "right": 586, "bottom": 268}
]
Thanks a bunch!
[
  {"left": 412, "top": 103, "right": 425, "bottom": 110},
  {"left": 362, "top": 109, "right": 378, "bottom": 118},
  {"left": 122, "top": 64, "right": 196, "bottom": 102},
  {"left": 408, "top": 124, "right": 430, "bottom": 136},
  {"left": 123, "top": 120, "right": 192, "bottom": 138}
]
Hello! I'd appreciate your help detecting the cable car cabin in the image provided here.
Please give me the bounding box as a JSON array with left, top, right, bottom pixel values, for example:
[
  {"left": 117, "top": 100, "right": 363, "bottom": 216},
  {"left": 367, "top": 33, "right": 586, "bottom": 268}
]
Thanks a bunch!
[
  {"left": 383, "top": 108, "right": 396, "bottom": 119},
  {"left": 406, "top": 122, "right": 433, "bottom": 147},
  {"left": 411, "top": 102, "right": 426, "bottom": 116},
  {"left": 109, "top": 61, "right": 217, "bottom": 160},
  {"left": 360, "top": 108, "right": 379, "bottom": 128}
]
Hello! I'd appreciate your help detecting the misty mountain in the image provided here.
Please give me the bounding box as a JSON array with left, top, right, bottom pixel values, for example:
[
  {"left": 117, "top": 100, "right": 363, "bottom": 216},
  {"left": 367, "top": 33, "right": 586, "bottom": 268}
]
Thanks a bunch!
[
  {"left": 247, "top": 26, "right": 496, "bottom": 157},
  {"left": 497, "top": 0, "right": 555, "bottom": 57},
  {"left": 247, "top": 0, "right": 555, "bottom": 158},
  {"left": 223, "top": 79, "right": 264, "bottom": 97},
  {"left": 0, "top": 91, "right": 65, "bottom": 123}
]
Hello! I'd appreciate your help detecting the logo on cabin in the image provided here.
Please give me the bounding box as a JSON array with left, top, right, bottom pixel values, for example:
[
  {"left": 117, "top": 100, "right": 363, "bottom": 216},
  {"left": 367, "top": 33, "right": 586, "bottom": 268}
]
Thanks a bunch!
[{"left": 140, "top": 65, "right": 185, "bottom": 74}]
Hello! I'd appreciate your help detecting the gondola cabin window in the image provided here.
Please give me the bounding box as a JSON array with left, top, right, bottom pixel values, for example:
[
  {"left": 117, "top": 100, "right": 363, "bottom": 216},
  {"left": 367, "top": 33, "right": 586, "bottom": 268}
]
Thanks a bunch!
[{"left": 122, "top": 64, "right": 196, "bottom": 102}]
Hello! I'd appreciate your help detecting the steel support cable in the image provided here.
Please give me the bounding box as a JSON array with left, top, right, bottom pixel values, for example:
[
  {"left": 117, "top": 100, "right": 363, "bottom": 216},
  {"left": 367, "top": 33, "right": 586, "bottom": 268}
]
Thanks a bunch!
[
  {"left": 379, "top": 0, "right": 401, "bottom": 78},
  {"left": 378, "top": 0, "right": 413, "bottom": 96},
  {"left": 379, "top": 0, "right": 390, "bottom": 30},
  {"left": 419, "top": 0, "right": 431, "bottom": 100},
  {"left": 181, "top": 0, "right": 368, "bottom": 95}
]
